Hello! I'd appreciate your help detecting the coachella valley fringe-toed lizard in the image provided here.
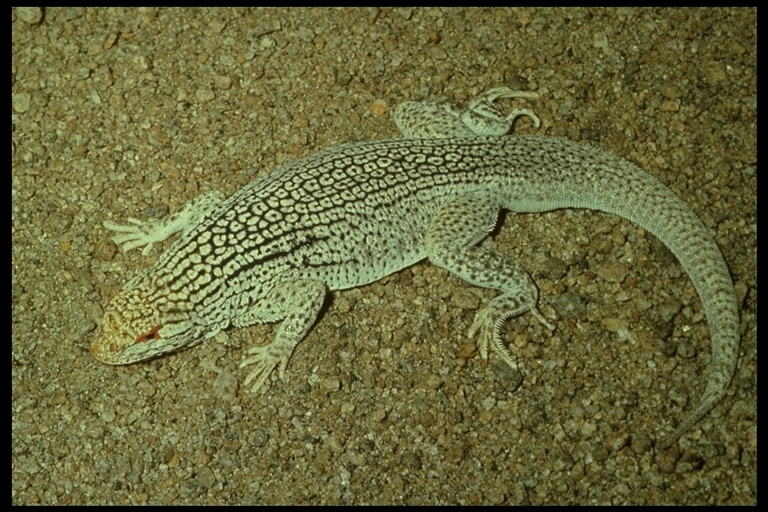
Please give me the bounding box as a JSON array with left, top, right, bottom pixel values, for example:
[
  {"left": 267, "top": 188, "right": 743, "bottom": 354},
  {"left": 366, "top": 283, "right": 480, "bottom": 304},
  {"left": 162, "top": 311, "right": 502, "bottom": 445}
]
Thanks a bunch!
[{"left": 92, "top": 88, "right": 740, "bottom": 449}]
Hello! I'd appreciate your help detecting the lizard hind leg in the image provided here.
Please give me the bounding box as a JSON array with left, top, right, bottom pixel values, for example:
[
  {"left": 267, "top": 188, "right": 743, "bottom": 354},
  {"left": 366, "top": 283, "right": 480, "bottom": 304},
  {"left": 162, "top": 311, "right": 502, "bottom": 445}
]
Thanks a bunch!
[
  {"left": 393, "top": 87, "right": 540, "bottom": 139},
  {"left": 424, "top": 193, "right": 554, "bottom": 378}
]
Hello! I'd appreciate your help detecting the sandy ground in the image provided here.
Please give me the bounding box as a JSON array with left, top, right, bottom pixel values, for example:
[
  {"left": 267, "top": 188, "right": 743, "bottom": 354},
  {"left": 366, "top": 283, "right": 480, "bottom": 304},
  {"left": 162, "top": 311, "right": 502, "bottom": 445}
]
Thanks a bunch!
[{"left": 12, "top": 7, "right": 755, "bottom": 504}]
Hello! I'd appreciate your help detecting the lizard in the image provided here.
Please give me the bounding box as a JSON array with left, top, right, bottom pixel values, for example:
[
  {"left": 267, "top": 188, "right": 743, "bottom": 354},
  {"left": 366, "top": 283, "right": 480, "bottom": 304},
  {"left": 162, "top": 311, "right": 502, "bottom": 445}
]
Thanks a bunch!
[{"left": 92, "top": 88, "right": 740, "bottom": 449}]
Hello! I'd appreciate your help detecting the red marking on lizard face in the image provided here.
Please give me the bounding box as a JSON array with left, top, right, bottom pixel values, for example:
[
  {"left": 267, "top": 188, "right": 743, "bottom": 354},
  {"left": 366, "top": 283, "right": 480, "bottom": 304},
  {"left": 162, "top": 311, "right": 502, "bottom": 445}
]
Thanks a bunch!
[{"left": 137, "top": 324, "right": 163, "bottom": 343}]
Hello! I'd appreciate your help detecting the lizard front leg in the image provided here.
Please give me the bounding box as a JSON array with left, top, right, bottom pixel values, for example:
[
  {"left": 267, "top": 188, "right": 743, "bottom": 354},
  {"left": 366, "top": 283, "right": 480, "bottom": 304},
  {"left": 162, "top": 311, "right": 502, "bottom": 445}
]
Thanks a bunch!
[
  {"left": 237, "top": 278, "right": 327, "bottom": 394},
  {"left": 104, "top": 191, "right": 226, "bottom": 255}
]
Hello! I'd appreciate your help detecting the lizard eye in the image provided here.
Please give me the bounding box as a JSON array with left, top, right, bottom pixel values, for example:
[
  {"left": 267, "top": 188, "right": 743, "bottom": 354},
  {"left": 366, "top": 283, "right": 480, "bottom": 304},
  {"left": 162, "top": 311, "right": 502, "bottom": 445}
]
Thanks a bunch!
[{"left": 137, "top": 324, "right": 163, "bottom": 343}]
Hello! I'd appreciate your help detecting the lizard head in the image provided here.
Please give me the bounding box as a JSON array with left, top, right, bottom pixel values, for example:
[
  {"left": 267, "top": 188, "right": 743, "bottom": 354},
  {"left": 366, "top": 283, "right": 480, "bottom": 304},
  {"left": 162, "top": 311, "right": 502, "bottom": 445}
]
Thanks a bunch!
[{"left": 91, "top": 280, "right": 203, "bottom": 365}]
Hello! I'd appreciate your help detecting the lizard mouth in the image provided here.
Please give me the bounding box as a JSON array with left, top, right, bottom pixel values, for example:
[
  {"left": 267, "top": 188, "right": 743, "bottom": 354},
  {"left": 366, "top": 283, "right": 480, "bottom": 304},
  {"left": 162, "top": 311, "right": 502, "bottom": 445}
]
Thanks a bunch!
[{"left": 90, "top": 306, "right": 142, "bottom": 365}]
